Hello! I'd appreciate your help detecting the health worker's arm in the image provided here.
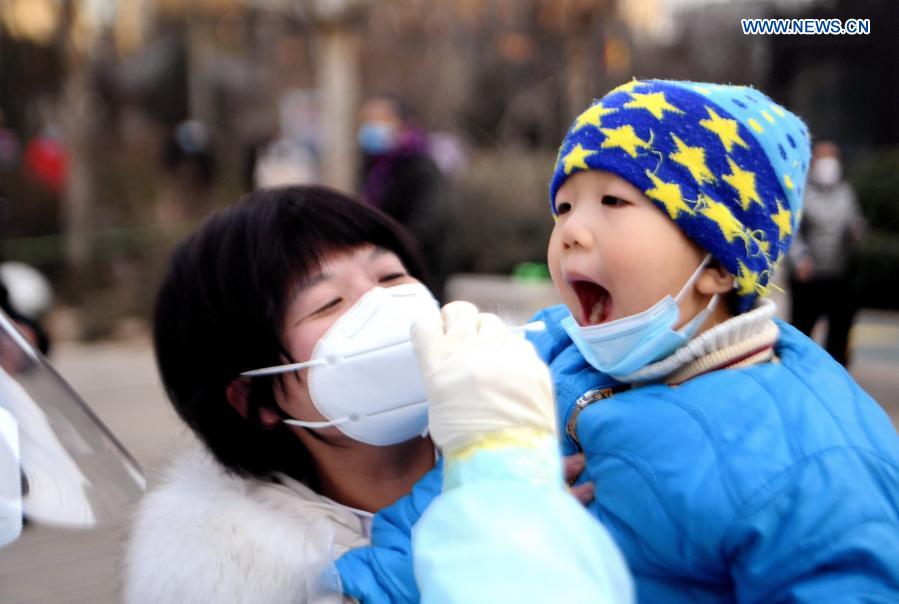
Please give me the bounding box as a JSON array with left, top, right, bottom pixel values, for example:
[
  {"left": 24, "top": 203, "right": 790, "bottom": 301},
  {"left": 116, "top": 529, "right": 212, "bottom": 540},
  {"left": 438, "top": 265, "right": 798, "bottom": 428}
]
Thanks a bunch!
[{"left": 410, "top": 302, "right": 634, "bottom": 604}]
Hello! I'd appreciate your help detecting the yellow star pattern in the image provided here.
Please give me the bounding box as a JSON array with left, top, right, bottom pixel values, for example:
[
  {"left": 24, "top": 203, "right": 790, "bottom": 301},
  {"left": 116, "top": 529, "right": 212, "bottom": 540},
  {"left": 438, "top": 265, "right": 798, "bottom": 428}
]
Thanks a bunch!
[
  {"left": 600, "top": 125, "right": 650, "bottom": 158},
  {"left": 700, "top": 107, "right": 749, "bottom": 153},
  {"left": 771, "top": 199, "right": 792, "bottom": 241},
  {"left": 722, "top": 157, "right": 762, "bottom": 211},
  {"left": 698, "top": 195, "right": 745, "bottom": 244},
  {"left": 783, "top": 174, "right": 794, "bottom": 190},
  {"left": 735, "top": 260, "right": 762, "bottom": 296},
  {"left": 645, "top": 170, "right": 693, "bottom": 219},
  {"left": 669, "top": 134, "right": 715, "bottom": 185},
  {"left": 573, "top": 104, "right": 617, "bottom": 132},
  {"left": 562, "top": 143, "right": 596, "bottom": 174},
  {"left": 624, "top": 92, "right": 683, "bottom": 120},
  {"left": 610, "top": 79, "right": 643, "bottom": 95}
]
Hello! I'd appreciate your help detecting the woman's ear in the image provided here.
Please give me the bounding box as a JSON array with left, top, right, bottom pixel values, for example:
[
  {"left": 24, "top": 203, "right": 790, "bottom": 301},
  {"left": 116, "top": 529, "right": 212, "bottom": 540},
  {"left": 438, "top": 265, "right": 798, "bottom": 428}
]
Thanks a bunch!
[
  {"left": 696, "top": 260, "right": 734, "bottom": 296},
  {"left": 257, "top": 407, "right": 284, "bottom": 428},
  {"left": 226, "top": 378, "right": 283, "bottom": 428},
  {"left": 225, "top": 377, "right": 252, "bottom": 418}
]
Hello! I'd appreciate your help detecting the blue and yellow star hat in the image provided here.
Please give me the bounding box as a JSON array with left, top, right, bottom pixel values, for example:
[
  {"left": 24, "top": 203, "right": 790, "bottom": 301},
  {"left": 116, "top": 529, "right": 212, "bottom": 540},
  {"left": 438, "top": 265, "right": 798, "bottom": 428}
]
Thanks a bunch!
[{"left": 549, "top": 79, "right": 811, "bottom": 312}]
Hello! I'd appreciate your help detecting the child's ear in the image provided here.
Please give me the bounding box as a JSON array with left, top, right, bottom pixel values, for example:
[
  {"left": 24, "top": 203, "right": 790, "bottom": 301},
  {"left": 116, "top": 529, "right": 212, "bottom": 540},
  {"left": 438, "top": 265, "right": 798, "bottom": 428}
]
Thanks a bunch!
[
  {"left": 226, "top": 378, "right": 283, "bottom": 428},
  {"left": 696, "top": 260, "right": 734, "bottom": 295}
]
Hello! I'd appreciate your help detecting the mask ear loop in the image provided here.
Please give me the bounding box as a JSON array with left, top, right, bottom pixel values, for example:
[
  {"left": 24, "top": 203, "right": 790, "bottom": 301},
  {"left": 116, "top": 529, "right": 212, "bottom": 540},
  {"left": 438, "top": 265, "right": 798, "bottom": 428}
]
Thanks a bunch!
[
  {"left": 674, "top": 254, "right": 714, "bottom": 304},
  {"left": 673, "top": 255, "right": 721, "bottom": 334},
  {"left": 239, "top": 337, "right": 416, "bottom": 378},
  {"left": 283, "top": 400, "right": 430, "bottom": 430},
  {"left": 240, "top": 356, "right": 331, "bottom": 378},
  {"left": 283, "top": 416, "right": 356, "bottom": 429}
]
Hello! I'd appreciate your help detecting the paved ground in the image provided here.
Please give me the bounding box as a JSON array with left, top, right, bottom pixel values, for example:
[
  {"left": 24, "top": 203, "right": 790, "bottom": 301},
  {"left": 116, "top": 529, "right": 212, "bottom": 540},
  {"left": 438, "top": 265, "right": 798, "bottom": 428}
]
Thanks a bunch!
[{"left": 1, "top": 279, "right": 897, "bottom": 602}]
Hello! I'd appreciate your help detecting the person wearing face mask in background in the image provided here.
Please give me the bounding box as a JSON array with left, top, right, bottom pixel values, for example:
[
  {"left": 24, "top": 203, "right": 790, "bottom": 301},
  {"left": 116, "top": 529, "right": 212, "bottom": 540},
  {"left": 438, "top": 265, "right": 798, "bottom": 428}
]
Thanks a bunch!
[
  {"left": 123, "top": 186, "right": 597, "bottom": 603},
  {"left": 788, "top": 141, "right": 866, "bottom": 366},
  {"left": 358, "top": 97, "right": 453, "bottom": 302}
]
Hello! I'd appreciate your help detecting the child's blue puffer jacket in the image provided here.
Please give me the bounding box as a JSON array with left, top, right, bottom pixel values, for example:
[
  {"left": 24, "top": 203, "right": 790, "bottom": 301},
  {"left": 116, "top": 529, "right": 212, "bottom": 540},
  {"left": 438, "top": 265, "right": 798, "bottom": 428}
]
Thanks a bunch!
[{"left": 529, "top": 304, "right": 899, "bottom": 603}]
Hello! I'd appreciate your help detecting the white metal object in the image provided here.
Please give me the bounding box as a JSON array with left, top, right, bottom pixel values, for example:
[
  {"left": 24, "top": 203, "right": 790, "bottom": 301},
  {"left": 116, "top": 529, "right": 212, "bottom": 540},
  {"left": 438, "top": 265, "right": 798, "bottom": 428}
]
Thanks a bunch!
[{"left": 0, "top": 407, "right": 21, "bottom": 547}]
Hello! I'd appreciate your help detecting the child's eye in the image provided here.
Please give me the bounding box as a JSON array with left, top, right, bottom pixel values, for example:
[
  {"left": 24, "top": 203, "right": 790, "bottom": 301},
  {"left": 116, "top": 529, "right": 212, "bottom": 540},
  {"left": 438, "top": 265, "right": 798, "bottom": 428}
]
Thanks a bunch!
[
  {"left": 378, "top": 272, "right": 407, "bottom": 283},
  {"left": 601, "top": 195, "right": 627, "bottom": 207},
  {"left": 556, "top": 201, "right": 572, "bottom": 215}
]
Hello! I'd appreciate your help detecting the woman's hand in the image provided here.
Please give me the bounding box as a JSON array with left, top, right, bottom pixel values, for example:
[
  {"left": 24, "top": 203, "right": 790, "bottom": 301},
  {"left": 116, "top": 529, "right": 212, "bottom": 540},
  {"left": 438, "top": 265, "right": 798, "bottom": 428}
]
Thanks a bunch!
[{"left": 412, "top": 301, "right": 556, "bottom": 456}]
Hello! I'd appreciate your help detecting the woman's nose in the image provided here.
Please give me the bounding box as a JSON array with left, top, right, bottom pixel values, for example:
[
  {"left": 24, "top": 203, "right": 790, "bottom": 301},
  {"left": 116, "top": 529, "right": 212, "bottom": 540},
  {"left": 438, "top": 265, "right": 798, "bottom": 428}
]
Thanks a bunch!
[{"left": 348, "top": 273, "right": 384, "bottom": 302}]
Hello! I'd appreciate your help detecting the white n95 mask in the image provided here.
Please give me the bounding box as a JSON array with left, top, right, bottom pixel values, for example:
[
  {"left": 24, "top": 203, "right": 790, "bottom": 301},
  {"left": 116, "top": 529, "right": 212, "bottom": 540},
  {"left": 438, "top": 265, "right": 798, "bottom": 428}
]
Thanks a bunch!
[{"left": 241, "top": 282, "right": 439, "bottom": 446}]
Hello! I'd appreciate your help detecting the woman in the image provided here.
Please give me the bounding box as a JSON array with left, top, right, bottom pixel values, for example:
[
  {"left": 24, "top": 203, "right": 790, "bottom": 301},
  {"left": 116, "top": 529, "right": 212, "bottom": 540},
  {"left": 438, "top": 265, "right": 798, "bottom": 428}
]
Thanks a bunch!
[
  {"left": 124, "top": 186, "right": 439, "bottom": 603},
  {"left": 124, "top": 185, "right": 603, "bottom": 603}
]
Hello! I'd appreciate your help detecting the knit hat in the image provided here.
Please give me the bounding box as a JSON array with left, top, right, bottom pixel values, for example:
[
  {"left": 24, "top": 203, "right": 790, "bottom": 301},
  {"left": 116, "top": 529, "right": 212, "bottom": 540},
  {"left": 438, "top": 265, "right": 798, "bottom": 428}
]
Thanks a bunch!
[{"left": 549, "top": 79, "right": 811, "bottom": 312}]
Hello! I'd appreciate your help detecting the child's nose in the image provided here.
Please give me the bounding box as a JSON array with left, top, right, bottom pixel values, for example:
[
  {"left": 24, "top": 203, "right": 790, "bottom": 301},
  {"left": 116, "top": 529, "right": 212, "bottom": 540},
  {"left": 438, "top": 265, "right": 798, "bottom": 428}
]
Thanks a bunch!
[{"left": 560, "top": 213, "right": 595, "bottom": 251}]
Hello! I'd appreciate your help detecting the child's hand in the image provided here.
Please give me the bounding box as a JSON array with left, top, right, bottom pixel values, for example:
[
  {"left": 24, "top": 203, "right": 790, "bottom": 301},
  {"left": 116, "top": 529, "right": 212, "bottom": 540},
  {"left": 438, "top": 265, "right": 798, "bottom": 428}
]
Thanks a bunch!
[
  {"left": 412, "top": 301, "right": 556, "bottom": 456},
  {"left": 564, "top": 452, "right": 595, "bottom": 505}
]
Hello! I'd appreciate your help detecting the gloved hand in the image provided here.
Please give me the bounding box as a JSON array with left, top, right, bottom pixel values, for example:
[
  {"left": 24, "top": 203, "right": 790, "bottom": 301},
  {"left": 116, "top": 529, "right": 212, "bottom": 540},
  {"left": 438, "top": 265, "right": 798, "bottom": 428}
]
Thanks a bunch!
[
  {"left": 411, "top": 301, "right": 557, "bottom": 456},
  {"left": 336, "top": 460, "right": 443, "bottom": 604}
]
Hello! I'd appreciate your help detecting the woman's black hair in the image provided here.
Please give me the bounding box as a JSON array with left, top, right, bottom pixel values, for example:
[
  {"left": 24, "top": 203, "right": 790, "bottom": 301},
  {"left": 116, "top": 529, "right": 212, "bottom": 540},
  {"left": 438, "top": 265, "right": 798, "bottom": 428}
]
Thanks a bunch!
[{"left": 153, "top": 186, "right": 427, "bottom": 484}]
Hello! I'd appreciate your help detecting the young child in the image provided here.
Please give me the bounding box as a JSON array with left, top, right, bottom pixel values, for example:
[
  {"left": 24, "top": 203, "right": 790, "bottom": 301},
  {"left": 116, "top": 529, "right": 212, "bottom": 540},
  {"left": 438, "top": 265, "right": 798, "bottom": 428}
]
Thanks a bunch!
[
  {"left": 522, "top": 79, "right": 899, "bottom": 602},
  {"left": 338, "top": 80, "right": 899, "bottom": 604}
]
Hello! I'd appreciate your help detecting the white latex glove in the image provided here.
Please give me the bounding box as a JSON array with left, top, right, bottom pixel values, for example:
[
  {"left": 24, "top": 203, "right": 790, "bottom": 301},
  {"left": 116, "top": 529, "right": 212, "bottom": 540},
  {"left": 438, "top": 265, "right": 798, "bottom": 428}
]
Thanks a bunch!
[{"left": 411, "top": 301, "right": 557, "bottom": 456}]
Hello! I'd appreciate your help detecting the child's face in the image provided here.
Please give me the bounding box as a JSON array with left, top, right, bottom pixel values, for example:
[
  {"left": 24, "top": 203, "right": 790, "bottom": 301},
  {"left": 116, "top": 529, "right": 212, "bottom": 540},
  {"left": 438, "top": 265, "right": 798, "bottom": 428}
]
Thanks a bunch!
[{"left": 548, "top": 170, "right": 708, "bottom": 327}]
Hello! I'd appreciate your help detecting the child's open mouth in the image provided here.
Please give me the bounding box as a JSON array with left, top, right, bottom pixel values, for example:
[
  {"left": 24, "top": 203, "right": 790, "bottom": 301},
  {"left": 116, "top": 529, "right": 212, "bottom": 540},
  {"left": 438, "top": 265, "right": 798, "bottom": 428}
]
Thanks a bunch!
[{"left": 571, "top": 280, "right": 612, "bottom": 325}]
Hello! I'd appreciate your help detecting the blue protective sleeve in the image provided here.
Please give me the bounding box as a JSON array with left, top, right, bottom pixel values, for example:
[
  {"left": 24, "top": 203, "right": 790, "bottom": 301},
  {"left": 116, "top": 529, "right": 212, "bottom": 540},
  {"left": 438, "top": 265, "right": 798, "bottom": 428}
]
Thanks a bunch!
[
  {"left": 336, "top": 461, "right": 443, "bottom": 604},
  {"left": 412, "top": 437, "right": 634, "bottom": 604}
]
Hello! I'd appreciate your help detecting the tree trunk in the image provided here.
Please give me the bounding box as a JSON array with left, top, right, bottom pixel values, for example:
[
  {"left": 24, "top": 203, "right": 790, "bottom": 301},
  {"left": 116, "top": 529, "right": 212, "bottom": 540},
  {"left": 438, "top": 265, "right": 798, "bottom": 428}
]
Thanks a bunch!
[
  {"left": 316, "top": 25, "right": 360, "bottom": 193},
  {"left": 60, "top": 0, "right": 95, "bottom": 271}
]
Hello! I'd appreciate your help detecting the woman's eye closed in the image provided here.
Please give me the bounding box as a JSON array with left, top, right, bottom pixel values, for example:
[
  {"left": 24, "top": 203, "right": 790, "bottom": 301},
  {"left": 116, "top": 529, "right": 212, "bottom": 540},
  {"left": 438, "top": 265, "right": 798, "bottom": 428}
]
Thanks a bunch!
[
  {"left": 601, "top": 195, "right": 627, "bottom": 207},
  {"left": 378, "top": 272, "right": 407, "bottom": 283},
  {"left": 312, "top": 298, "right": 342, "bottom": 315}
]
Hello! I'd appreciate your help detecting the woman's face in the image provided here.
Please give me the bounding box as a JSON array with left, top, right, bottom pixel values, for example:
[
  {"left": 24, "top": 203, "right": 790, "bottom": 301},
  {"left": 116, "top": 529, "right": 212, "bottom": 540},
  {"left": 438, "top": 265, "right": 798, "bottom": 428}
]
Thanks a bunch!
[{"left": 274, "top": 244, "right": 419, "bottom": 435}]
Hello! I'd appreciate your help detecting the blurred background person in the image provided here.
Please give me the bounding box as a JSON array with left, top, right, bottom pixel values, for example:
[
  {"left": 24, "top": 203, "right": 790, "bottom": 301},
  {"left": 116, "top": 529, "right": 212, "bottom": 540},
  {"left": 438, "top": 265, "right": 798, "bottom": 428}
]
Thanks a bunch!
[
  {"left": 789, "top": 141, "right": 866, "bottom": 366},
  {"left": 251, "top": 137, "right": 318, "bottom": 190},
  {"left": 157, "top": 119, "right": 217, "bottom": 223},
  {"left": 358, "top": 96, "right": 453, "bottom": 301},
  {"left": 245, "top": 90, "right": 323, "bottom": 192}
]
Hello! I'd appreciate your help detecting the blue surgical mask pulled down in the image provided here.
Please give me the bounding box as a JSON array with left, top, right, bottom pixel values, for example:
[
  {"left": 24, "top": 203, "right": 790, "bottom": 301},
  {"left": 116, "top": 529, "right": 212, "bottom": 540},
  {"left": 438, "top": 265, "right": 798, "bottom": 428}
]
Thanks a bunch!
[{"left": 561, "top": 256, "right": 719, "bottom": 382}]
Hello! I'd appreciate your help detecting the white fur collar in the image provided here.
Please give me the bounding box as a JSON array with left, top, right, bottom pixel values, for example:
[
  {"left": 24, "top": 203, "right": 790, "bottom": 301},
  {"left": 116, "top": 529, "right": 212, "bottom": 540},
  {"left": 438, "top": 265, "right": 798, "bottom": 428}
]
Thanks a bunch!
[{"left": 123, "top": 446, "right": 367, "bottom": 603}]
